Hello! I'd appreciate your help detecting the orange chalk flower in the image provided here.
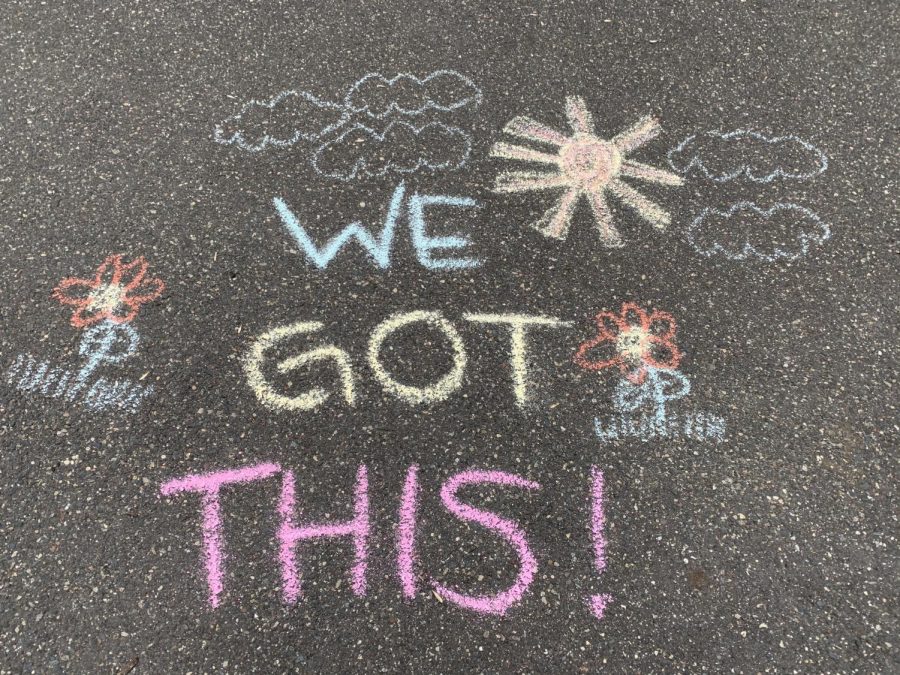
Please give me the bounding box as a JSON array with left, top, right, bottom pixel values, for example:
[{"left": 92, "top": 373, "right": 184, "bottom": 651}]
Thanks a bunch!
[
  {"left": 574, "top": 302, "right": 681, "bottom": 384},
  {"left": 52, "top": 254, "right": 165, "bottom": 328}
]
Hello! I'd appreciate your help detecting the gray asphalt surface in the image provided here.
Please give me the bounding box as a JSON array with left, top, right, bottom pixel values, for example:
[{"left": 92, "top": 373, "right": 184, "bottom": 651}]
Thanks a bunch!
[{"left": 1, "top": 1, "right": 897, "bottom": 673}]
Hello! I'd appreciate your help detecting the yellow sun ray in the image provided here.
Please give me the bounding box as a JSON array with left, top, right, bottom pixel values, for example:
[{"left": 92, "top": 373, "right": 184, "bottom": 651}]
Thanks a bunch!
[
  {"left": 535, "top": 189, "right": 581, "bottom": 239},
  {"left": 495, "top": 171, "right": 572, "bottom": 192},
  {"left": 620, "top": 160, "right": 684, "bottom": 186},
  {"left": 502, "top": 116, "right": 570, "bottom": 147},
  {"left": 565, "top": 96, "right": 596, "bottom": 135},
  {"left": 490, "top": 142, "right": 561, "bottom": 165},
  {"left": 608, "top": 179, "right": 670, "bottom": 229}
]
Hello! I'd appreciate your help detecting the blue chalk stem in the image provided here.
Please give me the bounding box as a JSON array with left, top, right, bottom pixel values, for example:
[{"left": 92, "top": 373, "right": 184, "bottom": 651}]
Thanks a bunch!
[{"left": 67, "top": 321, "right": 139, "bottom": 400}]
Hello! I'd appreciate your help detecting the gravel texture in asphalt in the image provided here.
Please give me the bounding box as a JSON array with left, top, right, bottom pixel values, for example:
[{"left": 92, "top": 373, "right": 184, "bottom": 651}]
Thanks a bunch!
[{"left": 0, "top": 1, "right": 897, "bottom": 672}]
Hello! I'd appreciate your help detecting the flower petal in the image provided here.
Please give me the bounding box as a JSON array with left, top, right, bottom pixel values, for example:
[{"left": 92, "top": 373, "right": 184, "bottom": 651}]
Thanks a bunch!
[
  {"left": 592, "top": 311, "right": 626, "bottom": 340},
  {"left": 574, "top": 334, "right": 622, "bottom": 372},
  {"left": 645, "top": 336, "right": 682, "bottom": 370},
  {"left": 118, "top": 256, "right": 150, "bottom": 290},
  {"left": 125, "top": 276, "right": 165, "bottom": 304},
  {"left": 97, "top": 255, "right": 122, "bottom": 286},
  {"left": 52, "top": 278, "right": 97, "bottom": 306},
  {"left": 648, "top": 310, "right": 676, "bottom": 340},
  {"left": 71, "top": 304, "right": 111, "bottom": 328},
  {"left": 620, "top": 302, "right": 649, "bottom": 330},
  {"left": 106, "top": 301, "right": 140, "bottom": 324}
]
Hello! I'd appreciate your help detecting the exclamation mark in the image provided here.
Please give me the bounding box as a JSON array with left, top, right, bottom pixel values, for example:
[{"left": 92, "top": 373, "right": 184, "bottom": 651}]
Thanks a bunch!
[{"left": 588, "top": 466, "right": 613, "bottom": 619}]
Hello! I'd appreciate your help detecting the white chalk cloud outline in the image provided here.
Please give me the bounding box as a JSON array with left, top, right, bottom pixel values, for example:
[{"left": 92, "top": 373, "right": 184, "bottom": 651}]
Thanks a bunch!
[
  {"left": 687, "top": 202, "right": 831, "bottom": 262},
  {"left": 668, "top": 130, "right": 828, "bottom": 183},
  {"left": 213, "top": 90, "right": 350, "bottom": 152},
  {"left": 312, "top": 120, "right": 472, "bottom": 181},
  {"left": 345, "top": 70, "right": 482, "bottom": 118}
]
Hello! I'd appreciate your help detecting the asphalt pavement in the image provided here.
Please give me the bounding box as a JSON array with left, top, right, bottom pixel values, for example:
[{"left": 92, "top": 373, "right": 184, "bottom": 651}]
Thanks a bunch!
[{"left": 0, "top": 1, "right": 897, "bottom": 672}]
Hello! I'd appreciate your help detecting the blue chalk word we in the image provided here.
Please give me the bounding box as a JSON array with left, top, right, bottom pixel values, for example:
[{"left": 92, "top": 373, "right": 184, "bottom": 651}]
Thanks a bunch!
[
  {"left": 5, "top": 321, "right": 154, "bottom": 414},
  {"left": 273, "top": 182, "right": 482, "bottom": 270},
  {"left": 594, "top": 367, "right": 726, "bottom": 443}
]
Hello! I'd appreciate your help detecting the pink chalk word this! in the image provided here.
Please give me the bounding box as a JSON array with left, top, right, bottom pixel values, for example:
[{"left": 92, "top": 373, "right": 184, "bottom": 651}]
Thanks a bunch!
[{"left": 160, "top": 462, "right": 612, "bottom": 619}]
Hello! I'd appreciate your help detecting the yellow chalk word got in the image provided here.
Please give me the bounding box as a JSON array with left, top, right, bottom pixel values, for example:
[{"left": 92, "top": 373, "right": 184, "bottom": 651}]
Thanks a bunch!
[{"left": 244, "top": 311, "right": 569, "bottom": 412}]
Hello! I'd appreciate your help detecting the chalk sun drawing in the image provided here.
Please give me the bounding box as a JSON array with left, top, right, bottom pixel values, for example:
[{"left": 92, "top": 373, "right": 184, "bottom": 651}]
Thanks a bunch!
[
  {"left": 4, "top": 254, "right": 164, "bottom": 414},
  {"left": 687, "top": 201, "right": 831, "bottom": 262},
  {"left": 345, "top": 70, "right": 482, "bottom": 118},
  {"left": 491, "top": 96, "right": 683, "bottom": 246},
  {"left": 312, "top": 121, "right": 472, "bottom": 181},
  {"left": 667, "top": 130, "right": 828, "bottom": 183},
  {"left": 575, "top": 303, "right": 725, "bottom": 443}
]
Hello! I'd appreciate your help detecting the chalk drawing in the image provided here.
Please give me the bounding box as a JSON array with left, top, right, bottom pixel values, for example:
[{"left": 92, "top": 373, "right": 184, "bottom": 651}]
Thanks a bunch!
[
  {"left": 594, "top": 407, "right": 726, "bottom": 442},
  {"left": 213, "top": 71, "right": 481, "bottom": 183},
  {"left": 492, "top": 96, "right": 683, "bottom": 245},
  {"left": 7, "top": 323, "right": 152, "bottom": 413},
  {"left": 6, "top": 255, "right": 164, "bottom": 414},
  {"left": 243, "top": 311, "right": 576, "bottom": 412},
  {"left": 278, "top": 466, "right": 370, "bottom": 604},
  {"left": 588, "top": 467, "right": 612, "bottom": 620},
  {"left": 431, "top": 470, "right": 541, "bottom": 616},
  {"left": 367, "top": 311, "right": 467, "bottom": 405},
  {"left": 397, "top": 465, "right": 420, "bottom": 599},
  {"left": 687, "top": 201, "right": 831, "bottom": 262},
  {"left": 408, "top": 193, "right": 481, "bottom": 269},
  {"left": 667, "top": 130, "right": 828, "bottom": 183},
  {"left": 274, "top": 183, "right": 406, "bottom": 269},
  {"left": 160, "top": 463, "right": 282, "bottom": 607},
  {"left": 574, "top": 302, "right": 681, "bottom": 385},
  {"left": 575, "top": 303, "right": 726, "bottom": 443},
  {"left": 312, "top": 121, "right": 472, "bottom": 181},
  {"left": 160, "top": 463, "right": 615, "bottom": 617},
  {"left": 213, "top": 90, "right": 349, "bottom": 152},
  {"left": 275, "top": 182, "right": 482, "bottom": 270},
  {"left": 345, "top": 70, "right": 482, "bottom": 118},
  {"left": 52, "top": 254, "right": 165, "bottom": 328},
  {"left": 462, "top": 314, "right": 571, "bottom": 407},
  {"left": 243, "top": 321, "right": 356, "bottom": 412}
]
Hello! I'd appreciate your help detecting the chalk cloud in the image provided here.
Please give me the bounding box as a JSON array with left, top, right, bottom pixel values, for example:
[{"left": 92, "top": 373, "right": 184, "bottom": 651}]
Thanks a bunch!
[
  {"left": 668, "top": 130, "right": 828, "bottom": 183},
  {"left": 345, "top": 70, "right": 482, "bottom": 117},
  {"left": 213, "top": 90, "right": 349, "bottom": 152},
  {"left": 687, "top": 202, "right": 830, "bottom": 261},
  {"left": 312, "top": 121, "right": 471, "bottom": 181}
]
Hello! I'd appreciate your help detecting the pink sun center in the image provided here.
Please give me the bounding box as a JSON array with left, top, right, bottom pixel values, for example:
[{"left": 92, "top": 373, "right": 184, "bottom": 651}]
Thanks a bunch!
[{"left": 559, "top": 135, "right": 622, "bottom": 191}]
